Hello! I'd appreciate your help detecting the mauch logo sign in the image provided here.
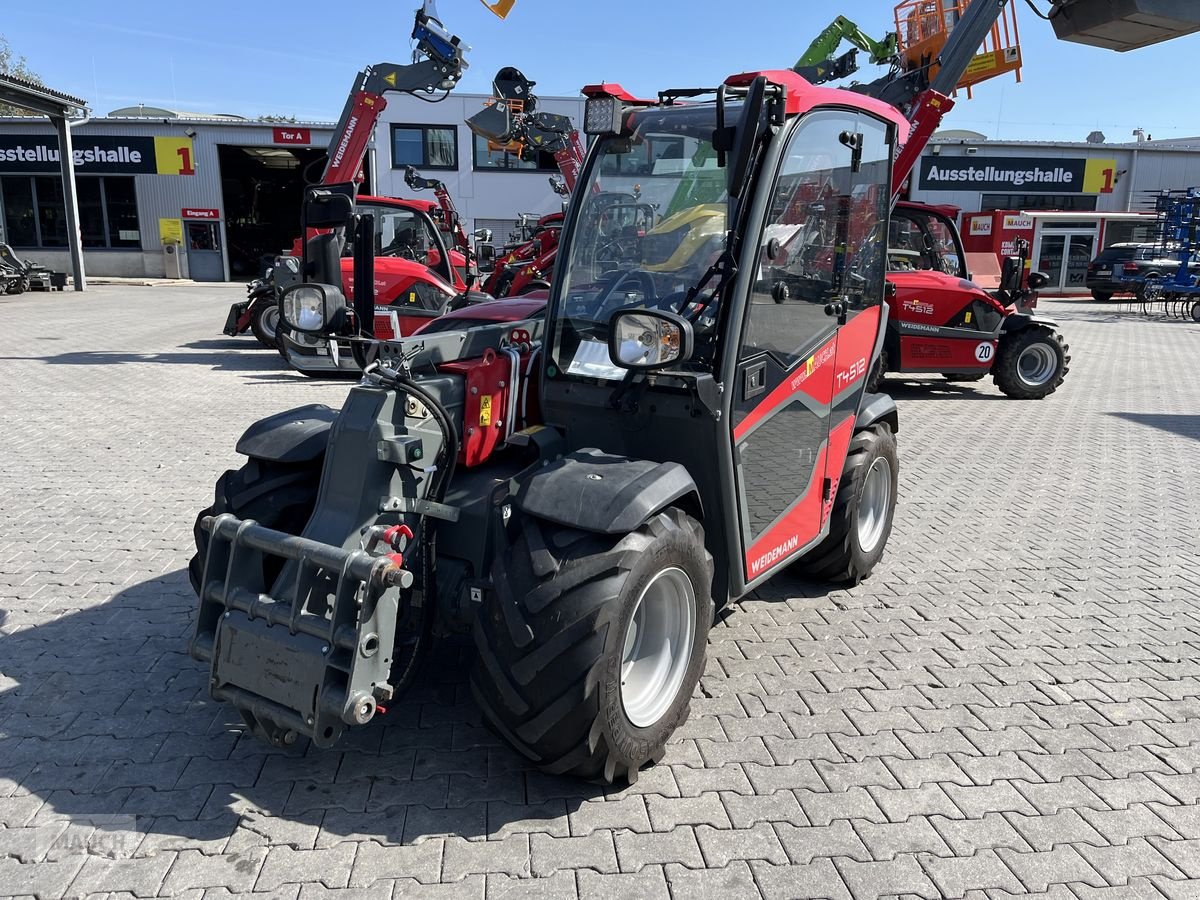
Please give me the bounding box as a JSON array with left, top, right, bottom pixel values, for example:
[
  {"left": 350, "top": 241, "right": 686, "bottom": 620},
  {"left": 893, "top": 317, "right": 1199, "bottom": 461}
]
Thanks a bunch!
[
  {"left": 919, "top": 156, "right": 1117, "bottom": 194},
  {"left": 0, "top": 135, "right": 158, "bottom": 174}
]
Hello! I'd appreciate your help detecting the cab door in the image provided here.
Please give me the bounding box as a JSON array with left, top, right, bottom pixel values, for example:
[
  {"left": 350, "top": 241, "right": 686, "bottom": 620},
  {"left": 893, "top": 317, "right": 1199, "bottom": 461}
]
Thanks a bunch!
[{"left": 731, "top": 109, "right": 891, "bottom": 586}]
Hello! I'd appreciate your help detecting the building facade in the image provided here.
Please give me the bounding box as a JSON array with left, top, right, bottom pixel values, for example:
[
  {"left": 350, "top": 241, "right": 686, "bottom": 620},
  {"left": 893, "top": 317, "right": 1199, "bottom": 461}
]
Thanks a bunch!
[
  {"left": 371, "top": 91, "right": 586, "bottom": 243},
  {"left": 0, "top": 113, "right": 333, "bottom": 281},
  {"left": 907, "top": 135, "right": 1200, "bottom": 292}
]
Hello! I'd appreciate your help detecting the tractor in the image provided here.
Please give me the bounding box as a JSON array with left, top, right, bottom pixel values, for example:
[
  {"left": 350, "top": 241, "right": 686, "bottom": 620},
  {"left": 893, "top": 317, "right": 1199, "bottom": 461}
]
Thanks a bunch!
[{"left": 189, "top": 70, "right": 905, "bottom": 782}]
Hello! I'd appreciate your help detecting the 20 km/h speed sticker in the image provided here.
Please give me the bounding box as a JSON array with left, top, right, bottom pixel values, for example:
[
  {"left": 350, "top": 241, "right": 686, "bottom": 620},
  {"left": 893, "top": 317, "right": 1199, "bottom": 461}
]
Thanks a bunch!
[{"left": 974, "top": 342, "right": 995, "bottom": 362}]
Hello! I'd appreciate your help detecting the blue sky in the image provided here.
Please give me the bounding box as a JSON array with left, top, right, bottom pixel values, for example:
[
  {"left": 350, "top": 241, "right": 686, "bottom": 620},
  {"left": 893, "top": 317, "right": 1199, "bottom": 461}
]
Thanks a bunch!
[{"left": 4, "top": 1, "right": 1198, "bottom": 143}]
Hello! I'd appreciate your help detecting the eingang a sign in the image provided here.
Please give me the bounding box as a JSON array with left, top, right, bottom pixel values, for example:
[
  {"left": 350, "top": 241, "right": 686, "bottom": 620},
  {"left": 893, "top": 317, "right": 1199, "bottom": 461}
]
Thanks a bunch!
[{"left": 919, "top": 155, "right": 1116, "bottom": 194}]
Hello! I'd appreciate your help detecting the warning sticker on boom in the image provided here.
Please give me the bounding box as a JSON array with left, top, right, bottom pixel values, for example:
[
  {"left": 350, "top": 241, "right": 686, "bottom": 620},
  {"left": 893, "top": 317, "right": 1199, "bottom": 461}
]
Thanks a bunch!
[{"left": 479, "top": 395, "right": 493, "bottom": 426}]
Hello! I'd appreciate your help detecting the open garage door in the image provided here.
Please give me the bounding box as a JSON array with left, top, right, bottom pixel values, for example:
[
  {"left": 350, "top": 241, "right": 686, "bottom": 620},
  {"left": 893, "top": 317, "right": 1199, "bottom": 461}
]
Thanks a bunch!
[{"left": 218, "top": 144, "right": 365, "bottom": 279}]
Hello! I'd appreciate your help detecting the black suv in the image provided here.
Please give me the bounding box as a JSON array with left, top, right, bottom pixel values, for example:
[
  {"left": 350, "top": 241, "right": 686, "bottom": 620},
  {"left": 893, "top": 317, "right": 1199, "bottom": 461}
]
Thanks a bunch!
[{"left": 1086, "top": 242, "right": 1200, "bottom": 301}]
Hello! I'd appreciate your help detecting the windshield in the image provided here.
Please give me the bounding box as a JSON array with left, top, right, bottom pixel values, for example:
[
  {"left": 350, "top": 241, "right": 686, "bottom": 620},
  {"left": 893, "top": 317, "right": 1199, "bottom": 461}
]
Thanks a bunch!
[{"left": 553, "top": 105, "right": 730, "bottom": 383}]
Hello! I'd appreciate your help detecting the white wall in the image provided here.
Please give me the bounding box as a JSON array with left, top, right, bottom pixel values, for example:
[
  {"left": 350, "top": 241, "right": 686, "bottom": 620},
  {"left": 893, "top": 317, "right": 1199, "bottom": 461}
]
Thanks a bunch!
[{"left": 372, "top": 92, "right": 587, "bottom": 235}]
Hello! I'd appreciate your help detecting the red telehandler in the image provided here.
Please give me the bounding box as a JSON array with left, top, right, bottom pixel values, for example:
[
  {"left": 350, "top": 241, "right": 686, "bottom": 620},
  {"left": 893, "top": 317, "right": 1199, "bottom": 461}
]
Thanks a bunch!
[
  {"left": 187, "top": 1, "right": 1197, "bottom": 781},
  {"left": 222, "top": 4, "right": 496, "bottom": 375}
]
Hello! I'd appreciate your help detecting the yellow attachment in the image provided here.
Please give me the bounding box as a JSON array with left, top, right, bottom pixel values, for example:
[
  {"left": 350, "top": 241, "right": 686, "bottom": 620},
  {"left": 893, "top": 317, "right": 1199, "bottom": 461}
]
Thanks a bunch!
[
  {"left": 893, "top": 0, "right": 1022, "bottom": 96},
  {"left": 641, "top": 204, "right": 728, "bottom": 274},
  {"left": 479, "top": 0, "right": 516, "bottom": 19}
]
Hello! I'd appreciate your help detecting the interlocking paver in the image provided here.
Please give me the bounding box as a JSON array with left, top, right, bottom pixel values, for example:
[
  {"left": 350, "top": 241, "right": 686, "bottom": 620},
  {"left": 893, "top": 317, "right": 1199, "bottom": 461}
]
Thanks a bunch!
[
  {"left": 920, "top": 847, "right": 1023, "bottom": 897},
  {"left": 2, "top": 288, "right": 1199, "bottom": 898},
  {"left": 751, "top": 858, "right": 851, "bottom": 900}
]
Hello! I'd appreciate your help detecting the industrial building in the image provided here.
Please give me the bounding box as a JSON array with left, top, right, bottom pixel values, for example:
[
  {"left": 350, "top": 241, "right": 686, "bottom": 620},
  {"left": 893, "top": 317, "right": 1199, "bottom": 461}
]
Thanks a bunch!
[
  {"left": 906, "top": 132, "right": 1200, "bottom": 293},
  {"left": 0, "top": 110, "right": 334, "bottom": 281}
]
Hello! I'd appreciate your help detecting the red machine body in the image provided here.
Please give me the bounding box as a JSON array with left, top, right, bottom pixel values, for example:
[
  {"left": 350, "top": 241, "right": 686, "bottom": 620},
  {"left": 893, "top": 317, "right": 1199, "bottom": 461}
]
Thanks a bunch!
[
  {"left": 882, "top": 201, "right": 1036, "bottom": 380},
  {"left": 481, "top": 212, "right": 564, "bottom": 297},
  {"left": 412, "top": 299, "right": 548, "bottom": 467}
]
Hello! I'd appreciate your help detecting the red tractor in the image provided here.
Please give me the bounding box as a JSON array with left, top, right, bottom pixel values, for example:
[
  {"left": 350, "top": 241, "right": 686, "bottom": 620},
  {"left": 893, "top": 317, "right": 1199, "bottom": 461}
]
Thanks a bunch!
[{"left": 875, "top": 200, "right": 1068, "bottom": 399}]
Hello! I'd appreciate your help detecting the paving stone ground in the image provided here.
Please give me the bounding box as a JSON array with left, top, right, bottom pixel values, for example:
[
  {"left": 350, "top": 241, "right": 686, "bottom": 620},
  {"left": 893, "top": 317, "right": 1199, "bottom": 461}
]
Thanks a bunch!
[{"left": 0, "top": 285, "right": 1198, "bottom": 900}]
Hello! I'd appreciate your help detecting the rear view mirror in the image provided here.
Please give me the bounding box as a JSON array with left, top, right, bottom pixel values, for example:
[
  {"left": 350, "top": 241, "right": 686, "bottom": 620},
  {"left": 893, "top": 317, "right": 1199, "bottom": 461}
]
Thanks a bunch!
[
  {"left": 1000, "top": 256, "right": 1024, "bottom": 294},
  {"left": 1027, "top": 270, "right": 1050, "bottom": 290},
  {"left": 726, "top": 76, "right": 769, "bottom": 199},
  {"left": 303, "top": 187, "right": 355, "bottom": 229},
  {"left": 608, "top": 309, "right": 694, "bottom": 370},
  {"left": 476, "top": 242, "right": 497, "bottom": 273}
]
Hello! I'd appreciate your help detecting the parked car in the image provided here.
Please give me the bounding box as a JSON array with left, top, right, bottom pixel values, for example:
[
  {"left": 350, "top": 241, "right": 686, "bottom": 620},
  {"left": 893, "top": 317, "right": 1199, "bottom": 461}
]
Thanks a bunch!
[{"left": 1086, "top": 242, "right": 1200, "bottom": 301}]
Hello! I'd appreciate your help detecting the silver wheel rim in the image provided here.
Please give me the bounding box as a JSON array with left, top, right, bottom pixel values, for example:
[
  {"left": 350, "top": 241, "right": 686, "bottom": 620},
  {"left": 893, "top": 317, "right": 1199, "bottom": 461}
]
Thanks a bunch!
[
  {"left": 620, "top": 567, "right": 696, "bottom": 728},
  {"left": 1016, "top": 342, "right": 1059, "bottom": 387},
  {"left": 857, "top": 457, "right": 892, "bottom": 554},
  {"left": 260, "top": 304, "right": 279, "bottom": 340}
]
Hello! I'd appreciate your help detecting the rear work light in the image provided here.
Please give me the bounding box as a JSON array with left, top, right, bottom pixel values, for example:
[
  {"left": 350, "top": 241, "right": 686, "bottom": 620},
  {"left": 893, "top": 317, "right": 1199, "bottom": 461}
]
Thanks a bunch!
[{"left": 584, "top": 96, "right": 623, "bottom": 135}]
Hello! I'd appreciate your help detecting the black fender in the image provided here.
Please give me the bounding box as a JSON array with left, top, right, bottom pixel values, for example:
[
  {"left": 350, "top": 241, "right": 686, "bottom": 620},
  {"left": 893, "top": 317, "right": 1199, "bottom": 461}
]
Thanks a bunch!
[
  {"left": 235, "top": 404, "right": 336, "bottom": 465},
  {"left": 1001, "top": 311, "right": 1058, "bottom": 333},
  {"left": 515, "top": 448, "right": 702, "bottom": 535},
  {"left": 856, "top": 392, "right": 899, "bottom": 435}
]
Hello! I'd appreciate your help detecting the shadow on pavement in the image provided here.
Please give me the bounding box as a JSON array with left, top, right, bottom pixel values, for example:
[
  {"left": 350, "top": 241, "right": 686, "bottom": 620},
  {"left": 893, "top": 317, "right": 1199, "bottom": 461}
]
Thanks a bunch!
[
  {"left": 0, "top": 349, "right": 288, "bottom": 374},
  {"left": 882, "top": 379, "right": 1009, "bottom": 401},
  {"left": 1109, "top": 412, "right": 1200, "bottom": 442},
  {"left": 0, "top": 569, "right": 601, "bottom": 856}
]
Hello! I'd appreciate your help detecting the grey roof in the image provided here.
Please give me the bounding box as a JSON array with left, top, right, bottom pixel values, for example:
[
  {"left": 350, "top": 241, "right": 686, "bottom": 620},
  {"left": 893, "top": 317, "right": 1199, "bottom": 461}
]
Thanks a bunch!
[{"left": 0, "top": 74, "right": 87, "bottom": 114}]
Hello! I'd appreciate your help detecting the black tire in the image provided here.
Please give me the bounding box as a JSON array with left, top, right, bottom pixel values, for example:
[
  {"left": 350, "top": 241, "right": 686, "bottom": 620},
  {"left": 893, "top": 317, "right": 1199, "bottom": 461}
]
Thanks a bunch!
[
  {"left": 250, "top": 300, "right": 280, "bottom": 349},
  {"left": 517, "top": 280, "right": 551, "bottom": 295},
  {"left": 797, "top": 424, "right": 898, "bottom": 585},
  {"left": 941, "top": 372, "right": 987, "bottom": 383},
  {"left": 471, "top": 508, "right": 714, "bottom": 784},
  {"left": 865, "top": 348, "right": 887, "bottom": 394},
  {"left": 1091, "top": 290, "right": 1113, "bottom": 302},
  {"left": 188, "top": 457, "right": 321, "bottom": 597},
  {"left": 992, "top": 325, "right": 1069, "bottom": 400}
]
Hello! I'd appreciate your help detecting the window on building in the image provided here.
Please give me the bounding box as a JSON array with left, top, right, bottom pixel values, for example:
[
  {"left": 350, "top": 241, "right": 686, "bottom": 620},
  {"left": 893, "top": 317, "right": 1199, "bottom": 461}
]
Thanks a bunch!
[
  {"left": 1103, "top": 219, "right": 1157, "bottom": 248},
  {"left": 980, "top": 193, "right": 1097, "bottom": 212},
  {"left": 472, "top": 133, "right": 559, "bottom": 172},
  {"left": 1, "top": 175, "right": 141, "bottom": 249},
  {"left": 391, "top": 124, "right": 457, "bottom": 169}
]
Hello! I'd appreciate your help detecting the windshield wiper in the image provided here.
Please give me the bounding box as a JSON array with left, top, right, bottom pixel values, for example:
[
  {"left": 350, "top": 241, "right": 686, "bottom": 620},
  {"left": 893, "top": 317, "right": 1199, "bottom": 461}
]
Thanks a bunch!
[{"left": 675, "top": 235, "right": 738, "bottom": 322}]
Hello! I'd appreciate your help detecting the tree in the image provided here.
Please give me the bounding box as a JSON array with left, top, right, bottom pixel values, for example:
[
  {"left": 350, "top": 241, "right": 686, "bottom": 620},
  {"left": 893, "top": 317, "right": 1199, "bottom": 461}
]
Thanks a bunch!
[
  {"left": 257, "top": 114, "right": 298, "bottom": 124},
  {"left": 0, "top": 35, "right": 43, "bottom": 117}
]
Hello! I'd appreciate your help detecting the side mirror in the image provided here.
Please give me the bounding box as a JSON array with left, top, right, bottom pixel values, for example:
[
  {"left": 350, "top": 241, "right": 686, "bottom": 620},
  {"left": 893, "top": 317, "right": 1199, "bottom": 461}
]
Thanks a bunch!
[
  {"left": 303, "top": 189, "right": 354, "bottom": 229},
  {"left": 608, "top": 308, "right": 694, "bottom": 370},
  {"left": 476, "top": 242, "right": 497, "bottom": 273},
  {"left": 725, "top": 76, "right": 769, "bottom": 199},
  {"left": 280, "top": 282, "right": 348, "bottom": 335},
  {"left": 1027, "top": 270, "right": 1050, "bottom": 291},
  {"left": 1000, "top": 256, "right": 1024, "bottom": 294}
]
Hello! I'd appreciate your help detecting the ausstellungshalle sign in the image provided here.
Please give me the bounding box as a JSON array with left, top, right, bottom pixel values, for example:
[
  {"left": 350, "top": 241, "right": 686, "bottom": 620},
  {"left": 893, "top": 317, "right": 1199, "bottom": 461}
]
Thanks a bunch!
[
  {"left": 0, "top": 135, "right": 157, "bottom": 174},
  {"left": 918, "top": 155, "right": 1117, "bottom": 194}
]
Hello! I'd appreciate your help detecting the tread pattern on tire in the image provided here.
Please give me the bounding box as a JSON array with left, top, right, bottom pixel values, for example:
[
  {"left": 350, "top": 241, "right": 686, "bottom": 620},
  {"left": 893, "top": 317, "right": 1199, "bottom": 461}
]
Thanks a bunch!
[
  {"left": 799, "top": 424, "right": 896, "bottom": 585},
  {"left": 471, "top": 508, "right": 712, "bottom": 784},
  {"left": 188, "top": 458, "right": 320, "bottom": 597},
  {"left": 992, "top": 325, "right": 1070, "bottom": 400}
]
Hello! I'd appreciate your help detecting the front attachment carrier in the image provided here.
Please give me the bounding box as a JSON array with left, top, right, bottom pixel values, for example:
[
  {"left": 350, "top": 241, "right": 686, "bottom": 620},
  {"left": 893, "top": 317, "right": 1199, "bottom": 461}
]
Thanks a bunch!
[{"left": 190, "top": 514, "right": 413, "bottom": 747}]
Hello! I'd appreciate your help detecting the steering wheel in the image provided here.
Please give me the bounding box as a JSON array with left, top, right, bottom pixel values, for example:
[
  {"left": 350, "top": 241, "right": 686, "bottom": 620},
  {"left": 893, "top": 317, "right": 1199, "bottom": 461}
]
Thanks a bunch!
[{"left": 599, "top": 269, "right": 658, "bottom": 314}]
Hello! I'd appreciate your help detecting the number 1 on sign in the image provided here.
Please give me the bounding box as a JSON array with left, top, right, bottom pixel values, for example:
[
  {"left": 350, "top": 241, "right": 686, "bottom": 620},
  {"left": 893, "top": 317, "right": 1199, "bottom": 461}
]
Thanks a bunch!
[{"left": 177, "top": 146, "right": 195, "bottom": 176}]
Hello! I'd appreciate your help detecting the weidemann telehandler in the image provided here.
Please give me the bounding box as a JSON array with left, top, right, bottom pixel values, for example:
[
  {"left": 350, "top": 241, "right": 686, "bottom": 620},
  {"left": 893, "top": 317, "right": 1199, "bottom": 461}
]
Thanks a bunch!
[{"left": 188, "top": 0, "right": 1200, "bottom": 783}]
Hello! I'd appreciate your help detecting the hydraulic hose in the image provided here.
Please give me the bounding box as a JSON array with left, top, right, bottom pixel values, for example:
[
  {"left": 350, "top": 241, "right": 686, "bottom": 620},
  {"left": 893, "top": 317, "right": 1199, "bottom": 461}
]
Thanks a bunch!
[{"left": 379, "top": 370, "right": 459, "bottom": 696}]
